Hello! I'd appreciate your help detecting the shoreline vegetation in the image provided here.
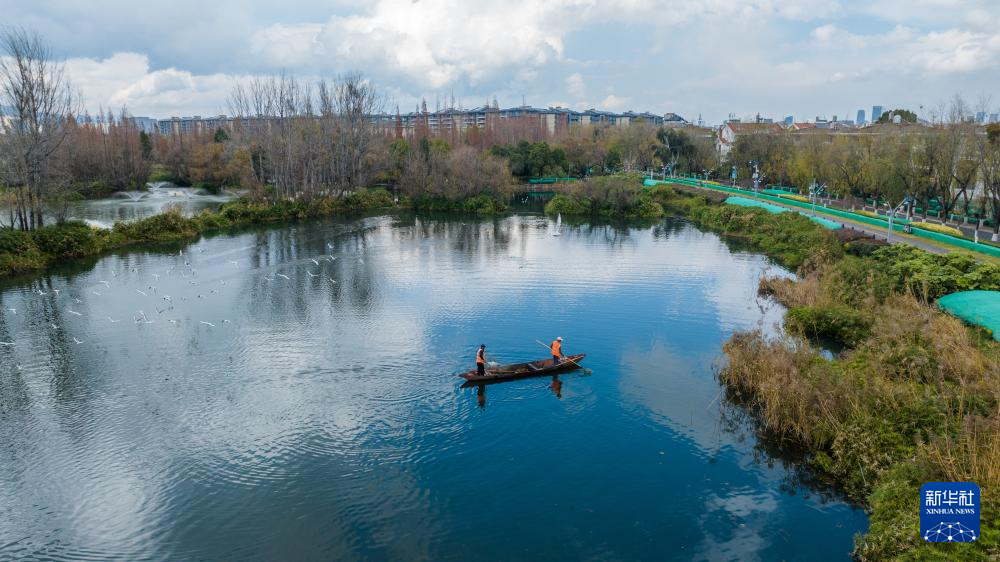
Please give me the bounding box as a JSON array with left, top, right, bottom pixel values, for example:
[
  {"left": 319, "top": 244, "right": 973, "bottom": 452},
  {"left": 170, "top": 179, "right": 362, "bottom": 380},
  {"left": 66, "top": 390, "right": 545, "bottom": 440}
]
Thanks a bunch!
[
  {"left": 663, "top": 186, "right": 1000, "bottom": 560},
  {"left": 0, "top": 188, "right": 524, "bottom": 278}
]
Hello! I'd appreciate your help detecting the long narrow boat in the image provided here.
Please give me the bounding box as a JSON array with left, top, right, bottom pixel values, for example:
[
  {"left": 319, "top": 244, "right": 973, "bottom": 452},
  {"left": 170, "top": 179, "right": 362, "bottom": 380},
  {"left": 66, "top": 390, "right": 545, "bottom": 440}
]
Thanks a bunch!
[{"left": 459, "top": 354, "right": 586, "bottom": 385}]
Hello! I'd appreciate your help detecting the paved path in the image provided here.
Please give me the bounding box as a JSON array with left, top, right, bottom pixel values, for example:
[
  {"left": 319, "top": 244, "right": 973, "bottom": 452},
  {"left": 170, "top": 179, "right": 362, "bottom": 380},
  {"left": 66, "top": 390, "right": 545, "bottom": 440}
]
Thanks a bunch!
[{"left": 674, "top": 182, "right": 952, "bottom": 254}]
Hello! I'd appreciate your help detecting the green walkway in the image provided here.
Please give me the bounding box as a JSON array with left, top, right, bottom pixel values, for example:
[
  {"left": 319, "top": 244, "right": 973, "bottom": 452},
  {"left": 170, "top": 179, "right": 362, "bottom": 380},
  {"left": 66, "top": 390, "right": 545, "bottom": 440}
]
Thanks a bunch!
[
  {"left": 725, "top": 196, "right": 842, "bottom": 230},
  {"left": 938, "top": 291, "right": 1000, "bottom": 341}
]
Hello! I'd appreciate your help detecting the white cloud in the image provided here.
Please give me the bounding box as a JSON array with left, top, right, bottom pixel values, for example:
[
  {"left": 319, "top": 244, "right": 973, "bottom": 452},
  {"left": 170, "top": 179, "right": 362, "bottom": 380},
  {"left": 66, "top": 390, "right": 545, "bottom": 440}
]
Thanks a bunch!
[
  {"left": 566, "top": 72, "right": 586, "bottom": 99},
  {"left": 7, "top": 0, "right": 1000, "bottom": 121},
  {"left": 65, "top": 53, "right": 237, "bottom": 117},
  {"left": 598, "top": 94, "right": 631, "bottom": 110}
]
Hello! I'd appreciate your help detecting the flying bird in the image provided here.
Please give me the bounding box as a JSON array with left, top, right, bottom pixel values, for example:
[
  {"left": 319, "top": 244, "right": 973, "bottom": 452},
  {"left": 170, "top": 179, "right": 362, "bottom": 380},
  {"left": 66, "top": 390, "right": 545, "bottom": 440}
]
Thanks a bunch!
[
  {"left": 136, "top": 289, "right": 147, "bottom": 296},
  {"left": 0, "top": 341, "right": 13, "bottom": 346},
  {"left": 67, "top": 309, "right": 82, "bottom": 316},
  {"left": 307, "top": 272, "right": 319, "bottom": 278},
  {"left": 200, "top": 321, "right": 216, "bottom": 327},
  {"left": 72, "top": 337, "right": 84, "bottom": 345},
  {"left": 100, "top": 280, "right": 110, "bottom": 287},
  {"left": 276, "top": 273, "right": 290, "bottom": 280},
  {"left": 311, "top": 258, "right": 320, "bottom": 266},
  {"left": 107, "top": 317, "right": 119, "bottom": 323}
]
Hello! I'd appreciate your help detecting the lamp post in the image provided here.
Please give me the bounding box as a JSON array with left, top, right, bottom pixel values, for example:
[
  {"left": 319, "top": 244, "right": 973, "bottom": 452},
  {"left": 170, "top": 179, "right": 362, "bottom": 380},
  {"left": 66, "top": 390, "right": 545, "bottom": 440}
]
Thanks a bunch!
[{"left": 886, "top": 196, "right": 912, "bottom": 244}]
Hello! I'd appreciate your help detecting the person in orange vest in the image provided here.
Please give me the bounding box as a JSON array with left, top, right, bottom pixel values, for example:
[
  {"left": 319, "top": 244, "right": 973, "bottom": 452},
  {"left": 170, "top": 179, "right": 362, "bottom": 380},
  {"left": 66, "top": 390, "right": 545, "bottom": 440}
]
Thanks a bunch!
[
  {"left": 551, "top": 337, "right": 563, "bottom": 366},
  {"left": 476, "top": 344, "right": 487, "bottom": 377}
]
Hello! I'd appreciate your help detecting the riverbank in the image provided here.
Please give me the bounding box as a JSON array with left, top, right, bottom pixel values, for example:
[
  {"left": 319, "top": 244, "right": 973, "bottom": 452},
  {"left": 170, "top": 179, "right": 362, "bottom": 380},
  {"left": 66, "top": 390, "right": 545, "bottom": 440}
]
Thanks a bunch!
[
  {"left": 662, "top": 187, "right": 1000, "bottom": 560},
  {"left": 2, "top": 189, "right": 516, "bottom": 278}
]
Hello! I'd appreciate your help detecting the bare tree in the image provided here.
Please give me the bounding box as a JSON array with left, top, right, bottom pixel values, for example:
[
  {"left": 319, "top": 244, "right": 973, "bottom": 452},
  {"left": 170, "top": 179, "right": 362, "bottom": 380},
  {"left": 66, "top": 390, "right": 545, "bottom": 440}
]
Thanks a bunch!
[{"left": 0, "top": 26, "right": 77, "bottom": 229}]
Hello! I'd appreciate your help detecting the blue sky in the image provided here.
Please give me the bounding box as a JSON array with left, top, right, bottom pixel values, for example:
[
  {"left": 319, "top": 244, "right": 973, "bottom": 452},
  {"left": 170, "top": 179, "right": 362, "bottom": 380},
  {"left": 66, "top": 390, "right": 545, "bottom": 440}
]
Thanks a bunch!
[{"left": 5, "top": 0, "right": 1000, "bottom": 123}]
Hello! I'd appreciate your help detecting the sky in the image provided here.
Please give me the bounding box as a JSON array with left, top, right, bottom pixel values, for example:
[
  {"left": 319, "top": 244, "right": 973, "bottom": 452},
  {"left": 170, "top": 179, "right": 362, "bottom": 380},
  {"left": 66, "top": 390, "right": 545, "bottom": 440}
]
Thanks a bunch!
[{"left": 4, "top": 0, "right": 1000, "bottom": 124}]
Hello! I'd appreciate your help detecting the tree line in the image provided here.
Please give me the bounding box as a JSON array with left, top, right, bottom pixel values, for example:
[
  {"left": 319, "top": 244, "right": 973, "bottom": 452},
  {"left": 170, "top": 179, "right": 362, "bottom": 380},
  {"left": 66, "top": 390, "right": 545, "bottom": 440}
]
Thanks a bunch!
[{"left": 723, "top": 101, "right": 1000, "bottom": 236}]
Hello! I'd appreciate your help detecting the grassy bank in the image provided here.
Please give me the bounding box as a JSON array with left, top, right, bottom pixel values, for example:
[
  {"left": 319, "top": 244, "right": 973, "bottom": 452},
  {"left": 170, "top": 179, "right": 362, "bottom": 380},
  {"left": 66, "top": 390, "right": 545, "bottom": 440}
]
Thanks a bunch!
[
  {"left": 0, "top": 189, "right": 528, "bottom": 278},
  {"left": 543, "top": 174, "right": 670, "bottom": 219},
  {"left": 663, "top": 189, "right": 1000, "bottom": 559},
  {"left": 0, "top": 189, "right": 399, "bottom": 277}
]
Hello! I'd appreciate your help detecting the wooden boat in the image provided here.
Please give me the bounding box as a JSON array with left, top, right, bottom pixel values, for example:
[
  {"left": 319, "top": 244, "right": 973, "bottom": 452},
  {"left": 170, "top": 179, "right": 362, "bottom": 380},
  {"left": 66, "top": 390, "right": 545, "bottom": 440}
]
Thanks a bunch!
[{"left": 460, "top": 354, "right": 586, "bottom": 385}]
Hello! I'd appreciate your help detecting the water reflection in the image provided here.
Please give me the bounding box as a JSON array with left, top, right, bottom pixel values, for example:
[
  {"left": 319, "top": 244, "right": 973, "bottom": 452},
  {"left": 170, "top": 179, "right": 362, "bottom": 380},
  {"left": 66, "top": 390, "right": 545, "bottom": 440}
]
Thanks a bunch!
[{"left": 0, "top": 213, "right": 866, "bottom": 560}]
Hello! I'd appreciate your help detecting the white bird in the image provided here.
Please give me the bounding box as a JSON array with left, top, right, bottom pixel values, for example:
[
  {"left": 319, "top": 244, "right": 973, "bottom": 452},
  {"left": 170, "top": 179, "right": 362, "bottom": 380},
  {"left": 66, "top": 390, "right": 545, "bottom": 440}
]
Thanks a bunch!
[
  {"left": 178, "top": 250, "right": 183, "bottom": 256},
  {"left": 36, "top": 289, "right": 47, "bottom": 296},
  {"left": 92, "top": 291, "right": 102, "bottom": 297},
  {"left": 0, "top": 341, "right": 13, "bottom": 346},
  {"left": 107, "top": 317, "right": 119, "bottom": 323},
  {"left": 50, "top": 323, "right": 57, "bottom": 329},
  {"left": 100, "top": 280, "right": 110, "bottom": 287},
  {"left": 162, "top": 296, "right": 172, "bottom": 302},
  {"left": 189, "top": 281, "right": 197, "bottom": 285},
  {"left": 72, "top": 337, "right": 84, "bottom": 345},
  {"left": 307, "top": 272, "right": 319, "bottom": 278},
  {"left": 168, "top": 319, "right": 178, "bottom": 325},
  {"left": 151, "top": 273, "right": 160, "bottom": 280},
  {"left": 329, "top": 256, "right": 337, "bottom": 261},
  {"left": 53, "top": 289, "right": 60, "bottom": 296},
  {"left": 74, "top": 298, "right": 82, "bottom": 304},
  {"left": 6, "top": 308, "right": 15, "bottom": 314},
  {"left": 327, "top": 243, "right": 335, "bottom": 249},
  {"left": 311, "top": 258, "right": 319, "bottom": 266},
  {"left": 276, "top": 273, "right": 290, "bottom": 280},
  {"left": 358, "top": 258, "right": 365, "bottom": 264},
  {"left": 67, "top": 309, "right": 82, "bottom": 316},
  {"left": 200, "top": 321, "right": 216, "bottom": 327},
  {"left": 229, "top": 260, "right": 239, "bottom": 267},
  {"left": 136, "top": 289, "right": 147, "bottom": 296},
  {"left": 262, "top": 276, "right": 274, "bottom": 282},
  {"left": 222, "top": 319, "right": 231, "bottom": 324},
  {"left": 328, "top": 277, "right": 337, "bottom": 284},
  {"left": 219, "top": 280, "right": 227, "bottom": 286}
]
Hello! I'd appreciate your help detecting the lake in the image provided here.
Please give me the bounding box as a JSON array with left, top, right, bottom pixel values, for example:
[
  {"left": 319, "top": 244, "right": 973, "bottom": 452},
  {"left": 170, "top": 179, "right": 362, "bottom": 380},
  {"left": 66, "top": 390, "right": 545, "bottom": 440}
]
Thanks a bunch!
[{"left": 0, "top": 213, "right": 867, "bottom": 561}]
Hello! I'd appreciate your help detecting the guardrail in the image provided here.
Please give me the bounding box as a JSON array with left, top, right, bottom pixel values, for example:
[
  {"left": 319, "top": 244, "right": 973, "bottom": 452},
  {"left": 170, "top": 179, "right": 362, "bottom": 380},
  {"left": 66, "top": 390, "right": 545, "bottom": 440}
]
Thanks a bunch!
[{"left": 646, "top": 177, "right": 1000, "bottom": 259}]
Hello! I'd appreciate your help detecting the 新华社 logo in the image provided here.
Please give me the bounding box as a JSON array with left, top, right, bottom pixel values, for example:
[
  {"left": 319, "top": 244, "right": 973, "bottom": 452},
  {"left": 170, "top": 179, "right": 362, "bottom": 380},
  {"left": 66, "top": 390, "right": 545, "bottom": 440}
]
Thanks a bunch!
[{"left": 920, "top": 482, "right": 980, "bottom": 543}]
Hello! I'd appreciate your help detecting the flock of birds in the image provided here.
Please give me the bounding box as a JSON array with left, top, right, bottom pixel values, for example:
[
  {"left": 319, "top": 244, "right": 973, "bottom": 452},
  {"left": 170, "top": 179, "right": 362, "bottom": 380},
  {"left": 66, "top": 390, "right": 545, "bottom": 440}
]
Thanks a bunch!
[{"left": 0, "top": 241, "right": 352, "bottom": 366}]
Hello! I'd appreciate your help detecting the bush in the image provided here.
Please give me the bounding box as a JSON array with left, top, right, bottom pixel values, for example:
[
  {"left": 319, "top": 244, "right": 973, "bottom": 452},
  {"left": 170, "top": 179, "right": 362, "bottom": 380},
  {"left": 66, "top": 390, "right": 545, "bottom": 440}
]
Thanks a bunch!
[
  {"left": 786, "top": 305, "right": 873, "bottom": 347},
  {"left": 113, "top": 208, "right": 200, "bottom": 241},
  {"left": 777, "top": 193, "right": 811, "bottom": 203},
  {"left": 0, "top": 229, "right": 43, "bottom": 274},
  {"left": 544, "top": 194, "right": 590, "bottom": 215},
  {"left": 910, "top": 221, "right": 965, "bottom": 238},
  {"left": 32, "top": 222, "right": 99, "bottom": 258}
]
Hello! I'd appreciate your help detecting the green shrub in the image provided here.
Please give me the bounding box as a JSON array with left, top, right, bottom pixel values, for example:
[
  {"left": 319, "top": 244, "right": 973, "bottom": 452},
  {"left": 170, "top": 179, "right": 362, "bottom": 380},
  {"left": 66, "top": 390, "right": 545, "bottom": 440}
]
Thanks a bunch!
[
  {"left": 910, "top": 221, "right": 964, "bottom": 237},
  {"left": 786, "top": 305, "right": 873, "bottom": 346},
  {"left": 544, "top": 194, "right": 590, "bottom": 215},
  {"left": 113, "top": 208, "right": 200, "bottom": 241},
  {"left": 32, "top": 222, "right": 99, "bottom": 258}
]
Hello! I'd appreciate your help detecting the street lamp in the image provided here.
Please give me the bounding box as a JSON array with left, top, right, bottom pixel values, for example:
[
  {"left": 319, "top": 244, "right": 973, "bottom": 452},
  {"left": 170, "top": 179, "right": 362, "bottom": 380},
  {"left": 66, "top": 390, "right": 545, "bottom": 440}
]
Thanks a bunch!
[{"left": 886, "top": 196, "right": 913, "bottom": 244}]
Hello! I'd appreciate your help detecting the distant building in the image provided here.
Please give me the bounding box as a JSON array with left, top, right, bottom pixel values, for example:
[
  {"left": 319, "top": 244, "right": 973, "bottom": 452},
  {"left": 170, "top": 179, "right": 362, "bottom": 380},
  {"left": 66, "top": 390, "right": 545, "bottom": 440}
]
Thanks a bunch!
[
  {"left": 856, "top": 109, "right": 866, "bottom": 126},
  {"left": 128, "top": 116, "right": 158, "bottom": 134},
  {"left": 872, "top": 105, "right": 884, "bottom": 122},
  {"left": 661, "top": 112, "right": 689, "bottom": 128},
  {"left": 716, "top": 121, "right": 784, "bottom": 156},
  {"left": 976, "top": 111, "right": 987, "bottom": 124},
  {"left": 782, "top": 115, "right": 794, "bottom": 126},
  {"left": 991, "top": 113, "right": 999, "bottom": 124}
]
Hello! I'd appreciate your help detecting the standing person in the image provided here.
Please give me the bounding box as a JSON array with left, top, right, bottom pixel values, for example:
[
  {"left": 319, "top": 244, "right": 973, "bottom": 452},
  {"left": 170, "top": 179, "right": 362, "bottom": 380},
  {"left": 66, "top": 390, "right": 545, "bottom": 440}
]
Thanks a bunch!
[
  {"left": 551, "top": 337, "right": 563, "bottom": 366},
  {"left": 476, "top": 344, "right": 487, "bottom": 377}
]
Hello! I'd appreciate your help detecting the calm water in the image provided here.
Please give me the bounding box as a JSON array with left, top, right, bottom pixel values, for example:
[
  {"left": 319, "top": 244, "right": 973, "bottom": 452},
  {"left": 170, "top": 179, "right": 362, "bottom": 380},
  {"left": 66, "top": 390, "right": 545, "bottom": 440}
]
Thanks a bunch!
[
  {"left": 68, "top": 186, "right": 236, "bottom": 227},
  {"left": 0, "top": 214, "right": 866, "bottom": 561}
]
